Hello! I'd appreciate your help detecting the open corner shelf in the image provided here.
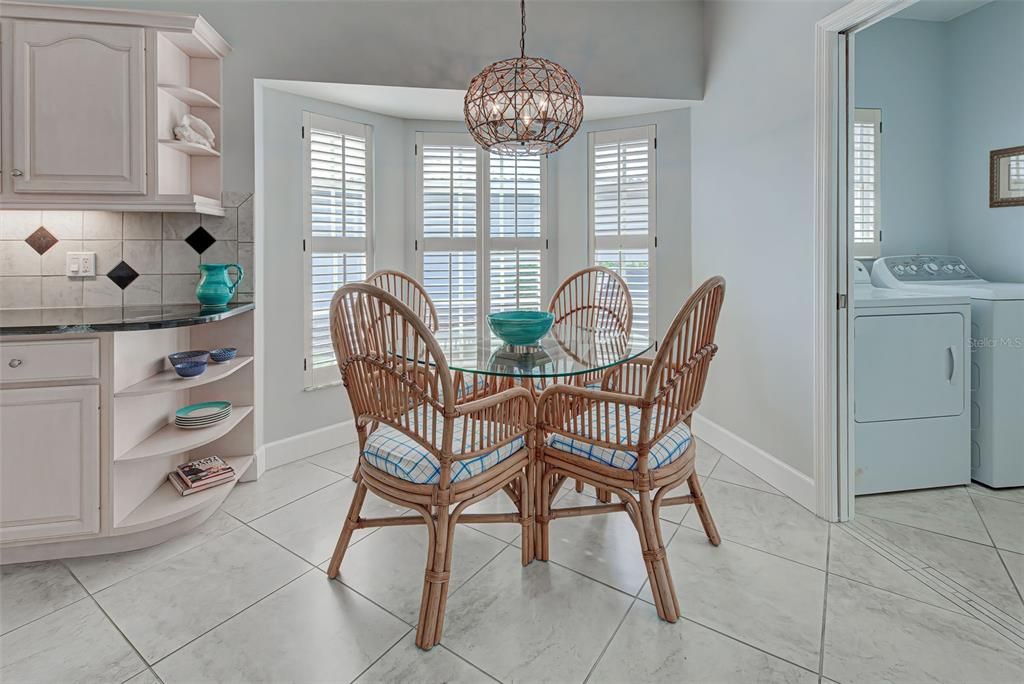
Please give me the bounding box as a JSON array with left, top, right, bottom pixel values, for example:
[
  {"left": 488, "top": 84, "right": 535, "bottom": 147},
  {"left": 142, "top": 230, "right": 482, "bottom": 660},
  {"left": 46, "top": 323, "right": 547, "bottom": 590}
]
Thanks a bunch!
[
  {"left": 158, "top": 83, "right": 220, "bottom": 108},
  {"left": 114, "top": 454, "right": 253, "bottom": 534},
  {"left": 159, "top": 139, "right": 221, "bottom": 157},
  {"left": 116, "top": 406, "right": 253, "bottom": 463},
  {"left": 115, "top": 356, "right": 253, "bottom": 398}
]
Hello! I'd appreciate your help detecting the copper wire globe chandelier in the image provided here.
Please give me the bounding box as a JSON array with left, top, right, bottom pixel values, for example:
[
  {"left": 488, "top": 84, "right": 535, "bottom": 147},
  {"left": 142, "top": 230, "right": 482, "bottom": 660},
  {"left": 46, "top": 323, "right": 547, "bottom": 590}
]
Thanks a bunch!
[{"left": 464, "top": 0, "right": 584, "bottom": 156}]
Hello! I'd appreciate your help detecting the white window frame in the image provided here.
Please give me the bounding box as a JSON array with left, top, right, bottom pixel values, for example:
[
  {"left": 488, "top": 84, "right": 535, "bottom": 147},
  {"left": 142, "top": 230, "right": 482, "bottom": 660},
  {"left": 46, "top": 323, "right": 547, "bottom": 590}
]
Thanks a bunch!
[
  {"left": 414, "top": 131, "right": 550, "bottom": 336},
  {"left": 853, "top": 108, "right": 882, "bottom": 258},
  {"left": 588, "top": 124, "right": 657, "bottom": 339},
  {"left": 302, "top": 111, "right": 374, "bottom": 389}
]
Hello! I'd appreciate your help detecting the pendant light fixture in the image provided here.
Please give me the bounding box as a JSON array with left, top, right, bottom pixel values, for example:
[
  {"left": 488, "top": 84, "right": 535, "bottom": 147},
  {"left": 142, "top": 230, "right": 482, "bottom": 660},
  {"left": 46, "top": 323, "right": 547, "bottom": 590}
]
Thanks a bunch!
[{"left": 464, "top": 0, "right": 584, "bottom": 156}]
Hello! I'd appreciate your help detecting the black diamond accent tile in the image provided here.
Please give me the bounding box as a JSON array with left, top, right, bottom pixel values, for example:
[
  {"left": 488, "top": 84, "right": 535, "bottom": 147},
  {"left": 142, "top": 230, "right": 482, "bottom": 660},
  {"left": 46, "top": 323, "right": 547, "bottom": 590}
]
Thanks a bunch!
[
  {"left": 107, "top": 261, "right": 139, "bottom": 290},
  {"left": 185, "top": 226, "right": 216, "bottom": 254},
  {"left": 25, "top": 226, "right": 58, "bottom": 255}
]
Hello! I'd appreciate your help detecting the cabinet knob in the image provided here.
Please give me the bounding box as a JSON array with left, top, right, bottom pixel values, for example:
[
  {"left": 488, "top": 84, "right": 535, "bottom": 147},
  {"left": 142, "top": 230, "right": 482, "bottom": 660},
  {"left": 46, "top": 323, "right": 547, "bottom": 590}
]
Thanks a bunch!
[
  {"left": 8, "top": 359, "right": 23, "bottom": 368},
  {"left": 11, "top": 169, "right": 23, "bottom": 177}
]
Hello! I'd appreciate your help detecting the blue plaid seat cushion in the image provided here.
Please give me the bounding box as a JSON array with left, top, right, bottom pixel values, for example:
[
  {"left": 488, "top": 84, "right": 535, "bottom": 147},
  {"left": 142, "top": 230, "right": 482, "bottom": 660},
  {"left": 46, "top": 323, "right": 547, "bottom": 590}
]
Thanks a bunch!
[
  {"left": 364, "top": 414, "right": 525, "bottom": 484},
  {"left": 547, "top": 404, "right": 692, "bottom": 470}
]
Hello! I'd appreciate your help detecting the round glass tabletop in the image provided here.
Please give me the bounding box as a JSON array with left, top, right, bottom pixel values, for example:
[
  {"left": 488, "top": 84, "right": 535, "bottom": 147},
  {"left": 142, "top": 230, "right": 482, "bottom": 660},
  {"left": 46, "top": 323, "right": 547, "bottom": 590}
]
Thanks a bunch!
[{"left": 434, "top": 323, "right": 654, "bottom": 379}]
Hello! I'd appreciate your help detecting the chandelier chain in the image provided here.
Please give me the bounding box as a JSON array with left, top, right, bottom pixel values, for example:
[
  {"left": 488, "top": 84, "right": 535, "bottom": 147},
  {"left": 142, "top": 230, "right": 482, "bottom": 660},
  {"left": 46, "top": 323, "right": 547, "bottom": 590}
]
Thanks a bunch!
[{"left": 520, "top": 0, "right": 526, "bottom": 58}]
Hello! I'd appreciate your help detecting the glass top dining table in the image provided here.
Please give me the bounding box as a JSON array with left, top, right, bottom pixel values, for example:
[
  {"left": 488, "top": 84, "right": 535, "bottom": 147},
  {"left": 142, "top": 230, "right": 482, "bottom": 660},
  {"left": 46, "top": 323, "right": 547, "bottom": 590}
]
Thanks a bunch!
[{"left": 433, "top": 322, "right": 655, "bottom": 381}]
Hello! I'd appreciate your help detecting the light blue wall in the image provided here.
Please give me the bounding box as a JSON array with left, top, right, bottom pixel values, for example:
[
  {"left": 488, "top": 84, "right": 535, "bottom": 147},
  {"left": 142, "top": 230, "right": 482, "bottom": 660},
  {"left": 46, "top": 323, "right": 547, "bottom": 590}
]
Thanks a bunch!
[
  {"left": 855, "top": 1, "right": 1024, "bottom": 280},
  {"left": 855, "top": 19, "right": 950, "bottom": 256},
  {"left": 946, "top": 1, "right": 1024, "bottom": 282}
]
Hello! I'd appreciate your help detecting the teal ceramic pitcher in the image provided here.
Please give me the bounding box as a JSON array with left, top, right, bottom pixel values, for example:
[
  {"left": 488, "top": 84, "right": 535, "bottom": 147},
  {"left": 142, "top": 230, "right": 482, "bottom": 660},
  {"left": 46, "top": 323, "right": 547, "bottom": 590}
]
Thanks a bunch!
[{"left": 195, "top": 263, "right": 244, "bottom": 306}]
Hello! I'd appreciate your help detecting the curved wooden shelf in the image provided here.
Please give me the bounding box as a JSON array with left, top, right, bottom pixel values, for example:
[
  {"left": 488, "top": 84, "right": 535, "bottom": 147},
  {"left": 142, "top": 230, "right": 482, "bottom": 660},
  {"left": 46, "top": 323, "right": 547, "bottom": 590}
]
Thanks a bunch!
[
  {"left": 116, "top": 406, "right": 253, "bottom": 463},
  {"left": 115, "top": 356, "right": 252, "bottom": 397},
  {"left": 114, "top": 454, "right": 253, "bottom": 534},
  {"left": 158, "top": 83, "right": 220, "bottom": 108},
  {"left": 159, "top": 139, "right": 220, "bottom": 157}
]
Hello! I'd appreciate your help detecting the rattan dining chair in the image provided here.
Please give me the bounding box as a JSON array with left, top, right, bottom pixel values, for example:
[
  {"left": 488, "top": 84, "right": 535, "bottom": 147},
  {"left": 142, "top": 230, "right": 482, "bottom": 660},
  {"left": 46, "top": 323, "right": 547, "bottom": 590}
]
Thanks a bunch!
[
  {"left": 326, "top": 283, "right": 536, "bottom": 650},
  {"left": 535, "top": 276, "right": 726, "bottom": 623},
  {"left": 547, "top": 266, "right": 633, "bottom": 500}
]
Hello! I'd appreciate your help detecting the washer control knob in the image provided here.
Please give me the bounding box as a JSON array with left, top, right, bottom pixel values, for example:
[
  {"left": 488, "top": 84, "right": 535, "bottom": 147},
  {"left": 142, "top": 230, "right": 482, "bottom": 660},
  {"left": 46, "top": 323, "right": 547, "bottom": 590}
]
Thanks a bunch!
[
  {"left": 907, "top": 264, "right": 919, "bottom": 273},
  {"left": 943, "top": 264, "right": 955, "bottom": 273},
  {"left": 925, "top": 263, "right": 939, "bottom": 273},
  {"left": 894, "top": 265, "right": 906, "bottom": 275},
  {"left": 955, "top": 264, "right": 967, "bottom": 273}
]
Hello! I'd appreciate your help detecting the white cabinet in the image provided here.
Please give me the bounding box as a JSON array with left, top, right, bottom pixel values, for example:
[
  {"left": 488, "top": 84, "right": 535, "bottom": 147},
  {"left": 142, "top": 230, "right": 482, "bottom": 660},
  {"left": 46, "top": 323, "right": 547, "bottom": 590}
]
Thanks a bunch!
[
  {"left": 12, "top": 20, "right": 146, "bottom": 194},
  {"left": 0, "top": 385, "right": 100, "bottom": 542}
]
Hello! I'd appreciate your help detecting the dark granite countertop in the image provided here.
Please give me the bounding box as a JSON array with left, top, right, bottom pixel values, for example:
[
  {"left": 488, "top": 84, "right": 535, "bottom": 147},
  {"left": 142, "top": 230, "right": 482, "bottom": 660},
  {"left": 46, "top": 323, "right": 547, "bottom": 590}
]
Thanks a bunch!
[{"left": 0, "top": 303, "right": 254, "bottom": 335}]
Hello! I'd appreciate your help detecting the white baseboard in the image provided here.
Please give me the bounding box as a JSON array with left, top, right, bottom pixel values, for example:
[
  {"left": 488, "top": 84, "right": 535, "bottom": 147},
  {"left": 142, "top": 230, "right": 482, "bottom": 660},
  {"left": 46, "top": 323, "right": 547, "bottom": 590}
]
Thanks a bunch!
[
  {"left": 264, "top": 420, "right": 357, "bottom": 470},
  {"left": 693, "top": 413, "right": 817, "bottom": 513}
]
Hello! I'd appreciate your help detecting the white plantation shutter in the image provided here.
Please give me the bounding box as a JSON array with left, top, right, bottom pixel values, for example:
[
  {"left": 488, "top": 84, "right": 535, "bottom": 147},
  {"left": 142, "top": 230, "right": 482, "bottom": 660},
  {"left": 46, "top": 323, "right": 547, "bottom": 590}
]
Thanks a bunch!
[
  {"left": 589, "top": 126, "right": 656, "bottom": 340},
  {"left": 853, "top": 109, "right": 882, "bottom": 258},
  {"left": 416, "top": 132, "right": 548, "bottom": 347},
  {"left": 303, "top": 112, "right": 373, "bottom": 387}
]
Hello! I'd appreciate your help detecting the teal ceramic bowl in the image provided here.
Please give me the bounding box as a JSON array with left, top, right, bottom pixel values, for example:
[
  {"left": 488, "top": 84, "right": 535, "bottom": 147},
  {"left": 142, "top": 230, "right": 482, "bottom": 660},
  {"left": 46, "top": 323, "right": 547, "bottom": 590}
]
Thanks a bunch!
[{"left": 487, "top": 310, "right": 554, "bottom": 346}]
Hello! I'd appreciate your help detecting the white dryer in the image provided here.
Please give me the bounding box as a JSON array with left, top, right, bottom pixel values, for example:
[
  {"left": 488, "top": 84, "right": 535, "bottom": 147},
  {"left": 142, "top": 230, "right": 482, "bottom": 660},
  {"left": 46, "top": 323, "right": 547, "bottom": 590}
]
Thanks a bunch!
[
  {"left": 872, "top": 256, "right": 1024, "bottom": 487},
  {"left": 853, "top": 261, "right": 972, "bottom": 494}
]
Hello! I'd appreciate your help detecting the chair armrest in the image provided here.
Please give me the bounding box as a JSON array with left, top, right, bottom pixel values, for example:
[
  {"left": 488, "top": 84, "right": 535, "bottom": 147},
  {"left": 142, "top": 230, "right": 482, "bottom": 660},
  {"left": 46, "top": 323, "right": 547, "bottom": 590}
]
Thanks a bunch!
[
  {"left": 600, "top": 357, "right": 654, "bottom": 395},
  {"left": 452, "top": 387, "right": 535, "bottom": 459},
  {"left": 537, "top": 384, "right": 644, "bottom": 450}
]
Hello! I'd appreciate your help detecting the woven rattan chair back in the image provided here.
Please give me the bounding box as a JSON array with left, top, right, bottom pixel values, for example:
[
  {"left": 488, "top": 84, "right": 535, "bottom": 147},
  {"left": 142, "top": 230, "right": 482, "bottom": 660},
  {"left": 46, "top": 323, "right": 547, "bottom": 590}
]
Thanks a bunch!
[
  {"left": 548, "top": 265, "right": 633, "bottom": 335},
  {"left": 367, "top": 269, "right": 440, "bottom": 332}
]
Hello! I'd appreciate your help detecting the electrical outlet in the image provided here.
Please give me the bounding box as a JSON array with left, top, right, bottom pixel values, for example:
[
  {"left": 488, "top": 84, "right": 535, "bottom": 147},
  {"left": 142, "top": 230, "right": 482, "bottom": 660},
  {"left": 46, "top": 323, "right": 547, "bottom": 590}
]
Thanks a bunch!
[{"left": 66, "top": 252, "right": 97, "bottom": 277}]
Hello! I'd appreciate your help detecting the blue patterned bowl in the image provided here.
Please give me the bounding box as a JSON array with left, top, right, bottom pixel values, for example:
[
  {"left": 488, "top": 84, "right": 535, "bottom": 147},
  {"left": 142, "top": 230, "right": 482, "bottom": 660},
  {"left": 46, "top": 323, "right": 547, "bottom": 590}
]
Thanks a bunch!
[
  {"left": 487, "top": 310, "right": 554, "bottom": 346},
  {"left": 173, "top": 361, "right": 207, "bottom": 378},
  {"left": 168, "top": 350, "right": 209, "bottom": 365},
  {"left": 209, "top": 347, "right": 237, "bottom": 363}
]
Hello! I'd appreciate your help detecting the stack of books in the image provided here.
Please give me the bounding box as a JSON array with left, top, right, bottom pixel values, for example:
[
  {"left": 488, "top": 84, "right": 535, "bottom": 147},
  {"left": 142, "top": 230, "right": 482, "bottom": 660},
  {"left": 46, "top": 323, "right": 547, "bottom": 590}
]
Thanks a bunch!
[{"left": 168, "top": 456, "right": 235, "bottom": 496}]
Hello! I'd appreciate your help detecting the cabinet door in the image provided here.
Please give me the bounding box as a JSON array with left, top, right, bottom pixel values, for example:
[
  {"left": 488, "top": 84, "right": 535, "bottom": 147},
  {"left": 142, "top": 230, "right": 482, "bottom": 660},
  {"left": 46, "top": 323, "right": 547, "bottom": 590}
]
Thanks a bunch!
[
  {"left": 12, "top": 20, "right": 146, "bottom": 194},
  {"left": 1, "top": 385, "right": 100, "bottom": 542}
]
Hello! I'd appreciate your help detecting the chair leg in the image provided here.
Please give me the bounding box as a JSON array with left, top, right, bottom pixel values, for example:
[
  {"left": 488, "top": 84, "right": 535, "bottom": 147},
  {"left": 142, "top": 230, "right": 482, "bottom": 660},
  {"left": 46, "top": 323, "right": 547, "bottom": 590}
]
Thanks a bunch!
[
  {"left": 416, "top": 506, "right": 453, "bottom": 650},
  {"left": 636, "top": 490, "right": 680, "bottom": 622},
  {"left": 575, "top": 478, "right": 584, "bottom": 493},
  {"left": 596, "top": 487, "right": 612, "bottom": 503},
  {"left": 688, "top": 472, "right": 721, "bottom": 546},
  {"left": 520, "top": 466, "right": 534, "bottom": 566},
  {"left": 536, "top": 463, "right": 551, "bottom": 562},
  {"left": 326, "top": 479, "right": 368, "bottom": 578}
]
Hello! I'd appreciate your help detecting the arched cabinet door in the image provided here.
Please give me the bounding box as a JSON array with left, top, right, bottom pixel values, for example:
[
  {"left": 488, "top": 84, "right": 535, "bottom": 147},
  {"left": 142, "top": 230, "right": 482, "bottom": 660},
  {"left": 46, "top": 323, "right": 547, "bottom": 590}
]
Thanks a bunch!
[{"left": 11, "top": 20, "right": 146, "bottom": 194}]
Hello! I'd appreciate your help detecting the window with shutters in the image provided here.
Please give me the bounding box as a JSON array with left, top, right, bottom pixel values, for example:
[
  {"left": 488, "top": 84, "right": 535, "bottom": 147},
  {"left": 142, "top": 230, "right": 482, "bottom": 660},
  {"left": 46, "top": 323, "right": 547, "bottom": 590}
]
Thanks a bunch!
[
  {"left": 303, "top": 112, "right": 373, "bottom": 388},
  {"left": 415, "top": 132, "right": 547, "bottom": 357},
  {"left": 853, "top": 108, "right": 882, "bottom": 258},
  {"left": 589, "top": 125, "right": 656, "bottom": 340}
]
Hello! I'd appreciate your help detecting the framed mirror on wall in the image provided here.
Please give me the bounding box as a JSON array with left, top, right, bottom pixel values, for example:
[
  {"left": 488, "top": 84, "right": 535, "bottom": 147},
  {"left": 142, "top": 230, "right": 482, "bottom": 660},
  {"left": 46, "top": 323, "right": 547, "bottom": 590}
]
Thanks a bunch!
[{"left": 990, "top": 145, "right": 1024, "bottom": 207}]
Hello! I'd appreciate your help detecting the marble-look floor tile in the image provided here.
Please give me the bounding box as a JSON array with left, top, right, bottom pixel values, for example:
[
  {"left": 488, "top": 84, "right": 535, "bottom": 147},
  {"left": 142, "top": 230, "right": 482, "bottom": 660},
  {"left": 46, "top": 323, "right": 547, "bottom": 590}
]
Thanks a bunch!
[
  {"left": 858, "top": 516, "right": 1024, "bottom": 621},
  {"left": 65, "top": 510, "right": 240, "bottom": 593},
  {"left": 329, "top": 522, "right": 505, "bottom": 624},
  {"left": 306, "top": 442, "right": 359, "bottom": 476},
  {"left": 643, "top": 527, "right": 826, "bottom": 671},
  {"left": 590, "top": 603, "right": 818, "bottom": 684},
  {"left": 0, "top": 597, "right": 145, "bottom": 684},
  {"left": 708, "top": 455, "right": 779, "bottom": 494},
  {"left": 0, "top": 561, "right": 87, "bottom": 634},
  {"left": 682, "top": 478, "right": 829, "bottom": 569},
  {"left": 972, "top": 494, "right": 1024, "bottom": 553},
  {"left": 462, "top": 487, "right": 524, "bottom": 543},
  {"left": 969, "top": 482, "right": 1024, "bottom": 505},
  {"left": 155, "top": 570, "right": 407, "bottom": 684},
  {"left": 442, "top": 546, "right": 633, "bottom": 683},
  {"left": 693, "top": 438, "right": 723, "bottom": 477},
  {"left": 827, "top": 525, "right": 960, "bottom": 613},
  {"left": 356, "top": 634, "right": 493, "bottom": 683},
  {"left": 1000, "top": 550, "right": 1024, "bottom": 597},
  {"left": 221, "top": 460, "right": 342, "bottom": 522},
  {"left": 94, "top": 526, "right": 308, "bottom": 663},
  {"left": 545, "top": 489, "right": 659, "bottom": 594},
  {"left": 857, "top": 487, "right": 991, "bottom": 545},
  {"left": 124, "top": 668, "right": 162, "bottom": 684},
  {"left": 823, "top": 575, "right": 1024, "bottom": 684},
  {"left": 250, "top": 478, "right": 408, "bottom": 565}
]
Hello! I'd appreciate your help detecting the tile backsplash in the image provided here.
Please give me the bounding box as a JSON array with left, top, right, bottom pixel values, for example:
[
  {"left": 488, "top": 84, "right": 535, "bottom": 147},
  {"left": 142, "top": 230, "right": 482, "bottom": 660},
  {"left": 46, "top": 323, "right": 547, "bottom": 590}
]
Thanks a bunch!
[{"left": 0, "top": 192, "right": 254, "bottom": 309}]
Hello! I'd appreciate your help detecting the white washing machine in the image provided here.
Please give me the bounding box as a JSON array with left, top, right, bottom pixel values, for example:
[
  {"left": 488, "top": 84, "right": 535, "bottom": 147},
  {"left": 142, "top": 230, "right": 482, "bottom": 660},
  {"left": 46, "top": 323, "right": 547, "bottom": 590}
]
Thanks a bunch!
[
  {"left": 872, "top": 256, "right": 1024, "bottom": 487},
  {"left": 853, "top": 261, "right": 972, "bottom": 494}
]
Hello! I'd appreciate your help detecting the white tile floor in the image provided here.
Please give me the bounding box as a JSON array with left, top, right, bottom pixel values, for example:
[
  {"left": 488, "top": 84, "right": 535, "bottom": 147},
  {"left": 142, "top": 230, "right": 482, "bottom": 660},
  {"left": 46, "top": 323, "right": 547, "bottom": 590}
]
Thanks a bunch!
[{"left": 2, "top": 439, "right": 1022, "bottom": 684}]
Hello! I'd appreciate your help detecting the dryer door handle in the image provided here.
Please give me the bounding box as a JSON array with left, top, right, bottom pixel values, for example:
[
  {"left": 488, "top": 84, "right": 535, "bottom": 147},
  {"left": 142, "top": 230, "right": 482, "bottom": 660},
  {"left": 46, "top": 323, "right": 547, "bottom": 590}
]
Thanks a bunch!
[{"left": 947, "top": 346, "right": 957, "bottom": 383}]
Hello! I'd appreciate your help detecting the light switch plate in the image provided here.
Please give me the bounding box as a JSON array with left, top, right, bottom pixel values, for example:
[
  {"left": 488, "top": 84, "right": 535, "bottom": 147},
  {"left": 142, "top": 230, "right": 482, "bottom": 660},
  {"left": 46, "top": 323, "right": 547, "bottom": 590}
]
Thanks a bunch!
[{"left": 66, "top": 252, "right": 97, "bottom": 277}]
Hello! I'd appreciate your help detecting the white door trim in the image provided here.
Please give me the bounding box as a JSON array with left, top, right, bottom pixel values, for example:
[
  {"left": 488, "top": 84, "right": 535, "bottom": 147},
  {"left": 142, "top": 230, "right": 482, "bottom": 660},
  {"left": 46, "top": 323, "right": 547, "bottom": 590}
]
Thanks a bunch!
[{"left": 813, "top": 0, "right": 917, "bottom": 521}]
